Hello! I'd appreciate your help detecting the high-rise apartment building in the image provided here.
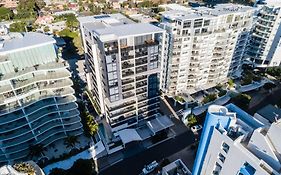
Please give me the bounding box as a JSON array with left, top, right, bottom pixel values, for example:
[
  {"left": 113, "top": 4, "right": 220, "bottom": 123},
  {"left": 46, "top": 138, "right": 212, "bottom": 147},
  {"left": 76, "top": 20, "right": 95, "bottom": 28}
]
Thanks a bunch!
[
  {"left": 160, "top": 4, "right": 254, "bottom": 95},
  {"left": 247, "top": 0, "right": 281, "bottom": 67},
  {"left": 193, "top": 104, "right": 281, "bottom": 175},
  {"left": 0, "top": 30, "right": 83, "bottom": 165},
  {"left": 78, "top": 14, "right": 166, "bottom": 132}
]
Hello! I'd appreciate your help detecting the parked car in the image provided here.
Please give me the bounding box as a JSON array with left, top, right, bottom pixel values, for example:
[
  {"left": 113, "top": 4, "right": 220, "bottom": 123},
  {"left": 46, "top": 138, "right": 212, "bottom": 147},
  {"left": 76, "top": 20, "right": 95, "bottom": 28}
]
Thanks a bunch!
[
  {"left": 191, "top": 125, "right": 202, "bottom": 133},
  {"left": 142, "top": 160, "right": 159, "bottom": 174}
]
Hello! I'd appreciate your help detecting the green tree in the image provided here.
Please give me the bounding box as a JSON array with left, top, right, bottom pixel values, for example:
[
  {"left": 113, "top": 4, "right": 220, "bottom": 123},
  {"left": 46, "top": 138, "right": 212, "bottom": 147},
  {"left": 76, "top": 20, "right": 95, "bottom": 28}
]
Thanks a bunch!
[
  {"left": 49, "top": 168, "right": 67, "bottom": 175},
  {"left": 64, "top": 135, "right": 80, "bottom": 149},
  {"left": 69, "top": 159, "right": 94, "bottom": 175},
  {"left": 0, "top": 7, "right": 13, "bottom": 21},
  {"left": 233, "top": 93, "right": 251, "bottom": 110},
  {"left": 9, "top": 22, "right": 27, "bottom": 32},
  {"left": 16, "top": 0, "right": 37, "bottom": 19},
  {"left": 187, "top": 114, "right": 197, "bottom": 126},
  {"left": 28, "top": 144, "right": 46, "bottom": 159},
  {"left": 86, "top": 114, "right": 99, "bottom": 136},
  {"left": 65, "top": 14, "right": 79, "bottom": 30},
  {"left": 202, "top": 94, "right": 217, "bottom": 104},
  {"left": 43, "top": 26, "right": 50, "bottom": 33}
]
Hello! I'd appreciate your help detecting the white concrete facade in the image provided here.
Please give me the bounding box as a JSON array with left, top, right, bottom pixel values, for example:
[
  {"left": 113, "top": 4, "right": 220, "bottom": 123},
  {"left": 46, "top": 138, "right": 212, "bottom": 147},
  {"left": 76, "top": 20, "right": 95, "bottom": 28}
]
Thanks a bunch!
[
  {"left": 247, "top": 0, "right": 281, "bottom": 67},
  {"left": 160, "top": 4, "right": 254, "bottom": 95},
  {"left": 195, "top": 104, "right": 281, "bottom": 175}
]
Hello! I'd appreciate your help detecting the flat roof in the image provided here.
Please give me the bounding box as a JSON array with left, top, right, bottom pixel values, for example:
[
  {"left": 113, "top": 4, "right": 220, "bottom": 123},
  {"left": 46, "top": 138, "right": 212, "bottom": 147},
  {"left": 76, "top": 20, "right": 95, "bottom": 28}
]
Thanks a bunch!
[
  {"left": 0, "top": 32, "right": 55, "bottom": 53},
  {"left": 256, "top": 104, "right": 281, "bottom": 123},
  {"left": 162, "top": 3, "right": 253, "bottom": 21},
  {"left": 94, "top": 23, "right": 164, "bottom": 37},
  {"left": 79, "top": 13, "right": 164, "bottom": 39}
]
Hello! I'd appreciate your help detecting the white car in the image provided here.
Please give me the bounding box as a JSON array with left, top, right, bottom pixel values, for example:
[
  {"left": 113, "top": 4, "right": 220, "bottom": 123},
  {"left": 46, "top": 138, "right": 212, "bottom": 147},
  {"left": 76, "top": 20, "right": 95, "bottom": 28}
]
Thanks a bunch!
[
  {"left": 191, "top": 125, "right": 202, "bottom": 133},
  {"left": 142, "top": 160, "right": 158, "bottom": 174}
]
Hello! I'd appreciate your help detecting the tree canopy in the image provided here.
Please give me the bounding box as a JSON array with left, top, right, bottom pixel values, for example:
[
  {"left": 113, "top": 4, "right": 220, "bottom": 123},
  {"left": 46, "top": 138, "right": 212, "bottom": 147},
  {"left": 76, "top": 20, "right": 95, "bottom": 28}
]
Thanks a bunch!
[{"left": 0, "top": 7, "right": 13, "bottom": 21}]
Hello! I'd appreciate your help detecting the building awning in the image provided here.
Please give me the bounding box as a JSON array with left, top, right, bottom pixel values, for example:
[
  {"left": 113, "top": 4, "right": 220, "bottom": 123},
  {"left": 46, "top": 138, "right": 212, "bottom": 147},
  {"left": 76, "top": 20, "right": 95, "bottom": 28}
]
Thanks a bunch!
[
  {"left": 147, "top": 115, "right": 174, "bottom": 135},
  {"left": 117, "top": 129, "right": 142, "bottom": 145}
]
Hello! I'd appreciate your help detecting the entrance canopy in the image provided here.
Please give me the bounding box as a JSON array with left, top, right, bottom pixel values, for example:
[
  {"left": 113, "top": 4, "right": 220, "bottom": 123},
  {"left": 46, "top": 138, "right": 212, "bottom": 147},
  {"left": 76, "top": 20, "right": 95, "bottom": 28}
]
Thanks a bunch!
[
  {"left": 117, "top": 129, "right": 142, "bottom": 145},
  {"left": 147, "top": 115, "right": 174, "bottom": 135}
]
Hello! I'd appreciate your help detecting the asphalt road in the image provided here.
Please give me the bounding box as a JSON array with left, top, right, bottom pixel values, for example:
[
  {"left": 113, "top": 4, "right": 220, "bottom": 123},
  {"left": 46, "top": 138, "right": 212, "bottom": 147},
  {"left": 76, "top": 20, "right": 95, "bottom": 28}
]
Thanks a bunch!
[{"left": 99, "top": 131, "right": 196, "bottom": 175}]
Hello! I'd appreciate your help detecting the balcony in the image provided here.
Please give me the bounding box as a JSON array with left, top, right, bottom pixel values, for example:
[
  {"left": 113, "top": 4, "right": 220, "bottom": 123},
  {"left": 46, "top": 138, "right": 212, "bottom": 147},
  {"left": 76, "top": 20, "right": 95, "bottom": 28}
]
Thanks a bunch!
[
  {"left": 121, "top": 55, "right": 134, "bottom": 61},
  {"left": 122, "top": 78, "right": 134, "bottom": 85},
  {"left": 108, "top": 100, "right": 136, "bottom": 111},
  {"left": 58, "top": 102, "right": 78, "bottom": 111},
  {"left": 123, "top": 91, "right": 135, "bottom": 99},
  {"left": 0, "top": 118, "right": 28, "bottom": 134},
  {"left": 136, "top": 58, "right": 148, "bottom": 66},
  {"left": 36, "top": 125, "right": 65, "bottom": 143},
  {"left": 27, "top": 106, "right": 58, "bottom": 123},
  {"left": 0, "top": 84, "right": 12, "bottom": 94},
  {"left": 61, "top": 109, "right": 80, "bottom": 119},
  {"left": 0, "top": 125, "right": 30, "bottom": 141},
  {"left": 40, "top": 132, "right": 67, "bottom": 147},
  {"left": 136, "top": 66, "right": 147, "bottom": 74},
  {"left": 0, "top": 111, "right": 25, "bottom": 125},
  {"left": 11, "top": 70, "right": 71, "bottom": 89},
  {"left": 136, "top": 87, "right": 147, "bottom": 95},
  {"left": 136, "top": 80, "right": 147, "bottom": 88},
  {"left": 31, "top": 113, "right": 62, "bottom": 130},
  {"left": 0, "top": 102, "right": 21, "bottom": 116},
  {"left": 122, "top": 84, "right": 134, "bottom": 92},
  {"left": 122, "top": 69, "right": 134, "bottom": 77},
  {"left": 37, "top": 79, "right": 73, "bottom": 90},
  {"left": 136, "top": 75, "right": 147, "bottom": 81},
  {"left": 24, "top": 98, "right": 56, "bottom": 115},
  {"left": 110, "top": 105, "right": 136, "bottom": 118},
  {"left": 122, "top": 61, "right": 134, "bottom": 69},
  {"left": 2, "top": 131, "right": 34, "bottom": 148},
  {"left": 63, "top": 116, "right": 81, "bottom": 125}
]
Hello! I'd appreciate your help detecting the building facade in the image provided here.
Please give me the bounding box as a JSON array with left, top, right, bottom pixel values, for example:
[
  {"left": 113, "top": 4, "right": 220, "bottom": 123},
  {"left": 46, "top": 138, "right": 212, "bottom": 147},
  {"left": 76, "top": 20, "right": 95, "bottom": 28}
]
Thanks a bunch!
[
  {"left": 78, "top": 14, "right": 166, "bottom": 132},
  {"left": 0, "top": 31, "right": 83, "bottom": 165},
  {"left": 193, "top": 104, "right": 281, "bottom": 175},
  {"left": 247, "top": 0, "right": 281, "bottom": 67},
  {"left": 160, "top": 4, "right": 254, "bottom": 95}
]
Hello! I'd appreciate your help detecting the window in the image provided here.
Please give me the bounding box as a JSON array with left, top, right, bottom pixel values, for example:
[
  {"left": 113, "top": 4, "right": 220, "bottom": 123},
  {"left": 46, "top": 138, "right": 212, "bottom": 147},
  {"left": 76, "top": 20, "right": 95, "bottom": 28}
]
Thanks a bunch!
[
  {"left": 149, "top": 62, "right": 158, "bottom": 69},
  {"left": 222, "top": 142, "right": 229, "bottom": 153},
  {"left": 108, "top": 72, "right": 117, "bottom": 80},
  {"left": 109, "top": 87, "right": 118, "bottom": 95},
  {"left": 218, "top": 153, "right": 225, "bottom": 163},
  {"left": 183, "top": 21, "right": 191, "bottom": 28},
  {"left": 204, "top": 20, "right": 210, "bottom": 26}
]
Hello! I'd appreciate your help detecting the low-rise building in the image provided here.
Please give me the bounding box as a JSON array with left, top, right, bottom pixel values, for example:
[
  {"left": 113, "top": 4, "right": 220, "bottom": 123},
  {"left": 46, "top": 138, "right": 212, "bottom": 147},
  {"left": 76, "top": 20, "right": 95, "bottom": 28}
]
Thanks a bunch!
[{"left": 162, "top": 159, "right": 191, "bottom": 175}]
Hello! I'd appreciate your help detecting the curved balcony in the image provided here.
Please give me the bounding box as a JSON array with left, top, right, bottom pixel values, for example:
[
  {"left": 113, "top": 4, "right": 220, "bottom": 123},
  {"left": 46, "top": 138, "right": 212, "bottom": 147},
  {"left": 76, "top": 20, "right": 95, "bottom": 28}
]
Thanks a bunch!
[
  {"left": 0, "top": 125, "right": 32, "bottom": 142},
  {"left": 40, "top": 132, "right": 67, "bottom": 147},
  {"left": 56, "top": 95, "right": 76, "bottom": 105},
  {"left": 0, "top": 118, "right": 29, "bottom": 134},
  {"left": 63, "top": 116, "right": 81, "bottom": 126},
  {"left": 61, "top": 109, "right": 80, "bottom": 119},
  {"left": 11, "top": 69, "right": 70, "bottom": 90},
  {"left": 0, "top": 84, "right": 13, "bottom": 95},
  {"left": 58, "top": 102, "right": 78, "bottom": 112},
  {"left": 0, "top": 110, "right": 25, "bottom": 125},
  {"left": 1, "top": 131, "right": 35, "bottom": 149},
  {"left": 28, "top": 105, "right": 58, "bottom": 123},
  {"left": 31, "top": 113, "right": 62, "bottom": 131},
  {"left": 34, "top": 120, "right": 64, "bottom": 139},
  {"left": 64, "top": 123, "right": 83, "bottom": 132},
  {"left": 8, "top": 148, "right": 30, "bottom": 161}
]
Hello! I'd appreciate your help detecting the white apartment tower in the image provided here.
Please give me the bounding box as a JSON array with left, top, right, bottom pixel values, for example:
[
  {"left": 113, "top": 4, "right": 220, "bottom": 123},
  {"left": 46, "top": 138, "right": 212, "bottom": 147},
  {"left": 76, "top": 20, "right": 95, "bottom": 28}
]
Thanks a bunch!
[
  {"left": 160, "top": 4, "right": 254, "bottom": 95},
  {"left": 78, "top": 14, "right": 166, "bottom": 132},
  {"left": 193, "top": 104, "right": 281, "bottom": 175},
  {"left": 247, "top": 0, "right": 281, "bottom": 67},
  {"left": 0, "top": 30, "right": 83, "bottom": 165}
]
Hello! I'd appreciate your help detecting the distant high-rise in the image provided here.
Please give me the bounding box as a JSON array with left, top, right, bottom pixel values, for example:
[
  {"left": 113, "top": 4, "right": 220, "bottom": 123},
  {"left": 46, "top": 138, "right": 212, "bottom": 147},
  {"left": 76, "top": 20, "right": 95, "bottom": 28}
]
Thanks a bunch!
[
  {"left": 246, "top": 0, "right": 281, "bottom": 67},
  {"left": 193, "top": 104, "right": 281, "bottom": 175},
  {"left": 0, "top": 30, "right": 83, "bottom": 165},
  {"left": 160, "top": 4, "right": 254, "bottom": 95},
  {"left": 78, "top": 14, "right": 166, "bottom": 132}
]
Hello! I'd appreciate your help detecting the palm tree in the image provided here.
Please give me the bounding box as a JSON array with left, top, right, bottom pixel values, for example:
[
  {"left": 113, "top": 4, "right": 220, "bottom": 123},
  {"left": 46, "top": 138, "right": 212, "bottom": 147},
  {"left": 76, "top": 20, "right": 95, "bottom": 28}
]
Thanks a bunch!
[
  {"left": 64, "top": 135, "right": 80, "bottom": 149},
  {"left": 28, "top": 144, "right": 46, "bottom": 159},
  {"left": 86, "top": 114, "right": 99, "bottom": 136}
]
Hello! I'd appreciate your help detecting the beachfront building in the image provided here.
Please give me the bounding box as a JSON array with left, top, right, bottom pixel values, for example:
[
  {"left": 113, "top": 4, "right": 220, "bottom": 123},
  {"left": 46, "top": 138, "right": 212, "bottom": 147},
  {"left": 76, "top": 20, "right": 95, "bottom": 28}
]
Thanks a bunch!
[
  {"left": 193, "top": 104, "right": 281, "bottom": 175},
  {"left": 160, "top": 4, "right": 254, "bottom": 95},
  {"left": 78, "top": 14, "right": 166, "bottom": 132},
  {"left": 0, "top": 29, "right": 83, "bottom": 165}
]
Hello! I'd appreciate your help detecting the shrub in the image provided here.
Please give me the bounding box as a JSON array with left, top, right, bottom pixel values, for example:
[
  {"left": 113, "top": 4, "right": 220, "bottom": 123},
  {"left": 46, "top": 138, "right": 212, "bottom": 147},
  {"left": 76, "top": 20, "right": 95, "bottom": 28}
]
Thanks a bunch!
[
  {"left": 228, "top": 79, "right": 234, "bottom": 88},
  {"left": 218, "top": 90, "right": 227, "bottom": 97},
  {"left": 232, "top": 93, "right": 251, "bottom": 110},
  {"left": 202, "top": 94, "right": 217, "bottom": 104}
]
